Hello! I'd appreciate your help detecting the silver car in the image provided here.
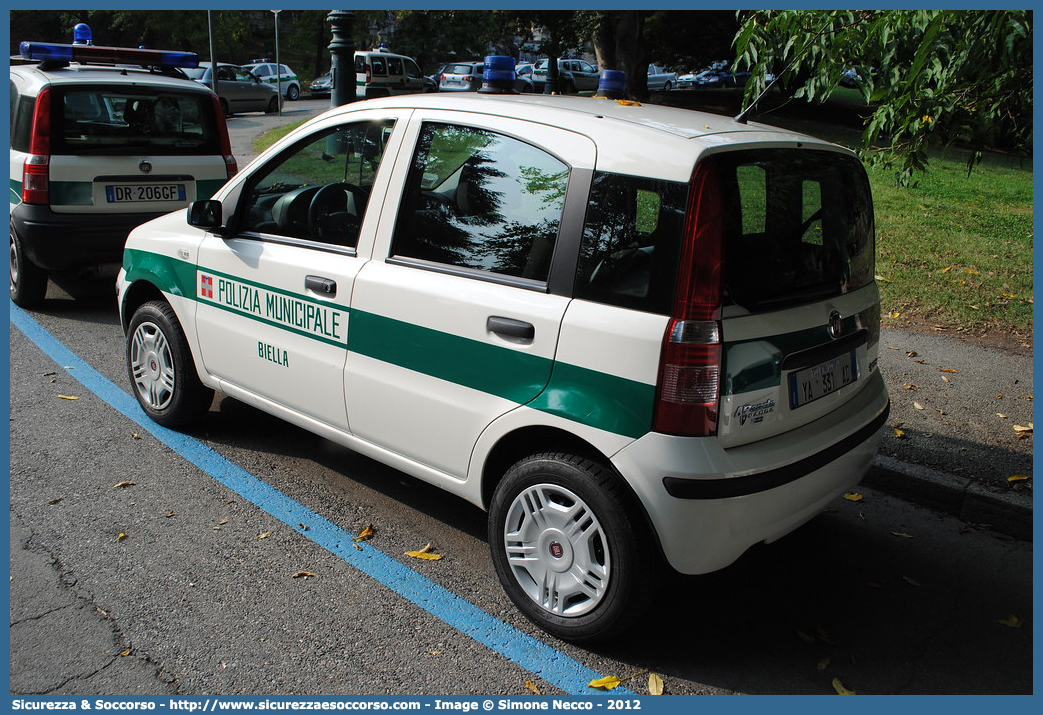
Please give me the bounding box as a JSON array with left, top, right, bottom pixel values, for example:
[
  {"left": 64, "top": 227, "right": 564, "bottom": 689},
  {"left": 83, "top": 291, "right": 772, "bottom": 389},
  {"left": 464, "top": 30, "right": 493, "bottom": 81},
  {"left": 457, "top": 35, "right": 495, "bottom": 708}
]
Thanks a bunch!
[{"left": 183, "top": 63, "right": 281, "bottom": 116}]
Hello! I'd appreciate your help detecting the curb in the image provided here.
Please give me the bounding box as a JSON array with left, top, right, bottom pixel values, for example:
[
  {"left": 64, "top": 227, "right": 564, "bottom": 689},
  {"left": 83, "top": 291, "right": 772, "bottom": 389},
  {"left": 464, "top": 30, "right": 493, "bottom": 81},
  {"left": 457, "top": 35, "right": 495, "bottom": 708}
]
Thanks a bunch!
[{"left": 864, "top": 455, "right": 1032, "bottom": 541}]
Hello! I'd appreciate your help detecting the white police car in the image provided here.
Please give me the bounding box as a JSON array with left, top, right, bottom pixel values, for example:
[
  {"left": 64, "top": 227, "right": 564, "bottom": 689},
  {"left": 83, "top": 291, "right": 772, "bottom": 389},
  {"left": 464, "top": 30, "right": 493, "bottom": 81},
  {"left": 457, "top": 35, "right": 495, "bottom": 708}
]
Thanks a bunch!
[
  {"left": 10, "top": 34, "right": 236, "bottom": 306},
  {"left": 117, "top": 59, "right": 889, "bottom": 641}
]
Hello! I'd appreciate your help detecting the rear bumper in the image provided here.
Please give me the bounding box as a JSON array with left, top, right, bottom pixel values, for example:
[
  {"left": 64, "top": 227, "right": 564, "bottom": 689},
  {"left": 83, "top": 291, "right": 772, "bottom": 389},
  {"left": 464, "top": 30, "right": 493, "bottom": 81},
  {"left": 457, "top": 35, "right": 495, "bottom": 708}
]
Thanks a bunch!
[
  {"left": 612, "top": 370, "right": 890, "bottom": 574},
  {"left": 11, "top": 202, "right": 169, "bottom": 271}
]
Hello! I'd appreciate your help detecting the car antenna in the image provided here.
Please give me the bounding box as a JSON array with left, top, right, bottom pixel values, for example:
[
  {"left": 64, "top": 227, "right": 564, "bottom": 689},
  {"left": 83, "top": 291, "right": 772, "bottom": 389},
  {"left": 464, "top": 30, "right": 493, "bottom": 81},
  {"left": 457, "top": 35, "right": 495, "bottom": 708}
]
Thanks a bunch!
[{"left": 733, "top": 24, "right": 831, "bottom": 124}]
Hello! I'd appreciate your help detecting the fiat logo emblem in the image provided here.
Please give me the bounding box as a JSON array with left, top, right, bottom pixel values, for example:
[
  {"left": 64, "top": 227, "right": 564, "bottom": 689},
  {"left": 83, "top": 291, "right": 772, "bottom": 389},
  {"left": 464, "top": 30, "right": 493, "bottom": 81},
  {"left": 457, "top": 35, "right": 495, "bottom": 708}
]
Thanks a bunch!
[
  {"left": 139, "top": 160, "right": 153, "bottom": 174},
  {"left": 828, "top": 310, "right": 843, "bottom": 339},
  {"left": 549, "top": 542, "right": 564, "bottom": 559}
]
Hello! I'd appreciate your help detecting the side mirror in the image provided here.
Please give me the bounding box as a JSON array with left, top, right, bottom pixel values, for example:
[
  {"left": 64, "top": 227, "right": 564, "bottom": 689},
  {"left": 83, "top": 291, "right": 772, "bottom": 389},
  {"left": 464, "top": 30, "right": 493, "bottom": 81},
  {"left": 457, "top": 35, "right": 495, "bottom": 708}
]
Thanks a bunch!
[{"left": 188, "top": 200, "right": 223, "bottom": 230}]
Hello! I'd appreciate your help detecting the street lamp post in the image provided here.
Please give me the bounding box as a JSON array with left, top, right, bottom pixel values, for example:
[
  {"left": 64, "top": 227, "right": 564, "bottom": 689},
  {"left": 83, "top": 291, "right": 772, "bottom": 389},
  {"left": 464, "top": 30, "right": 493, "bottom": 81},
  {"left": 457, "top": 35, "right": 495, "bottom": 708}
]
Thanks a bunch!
[
  {"left": 327, "top": 10, "right": 356, "bottom": 109},
  {"left": 271, "top": 10, "right": 282, "bottom": 116}
]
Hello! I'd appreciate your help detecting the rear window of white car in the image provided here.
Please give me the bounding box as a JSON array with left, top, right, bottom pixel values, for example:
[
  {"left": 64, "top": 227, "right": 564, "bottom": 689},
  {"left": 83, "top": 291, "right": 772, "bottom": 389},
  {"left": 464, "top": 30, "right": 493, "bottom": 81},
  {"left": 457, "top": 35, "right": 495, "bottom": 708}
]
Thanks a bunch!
[{"left": 51, "top": 85, "right": 221, "bottom": 155}]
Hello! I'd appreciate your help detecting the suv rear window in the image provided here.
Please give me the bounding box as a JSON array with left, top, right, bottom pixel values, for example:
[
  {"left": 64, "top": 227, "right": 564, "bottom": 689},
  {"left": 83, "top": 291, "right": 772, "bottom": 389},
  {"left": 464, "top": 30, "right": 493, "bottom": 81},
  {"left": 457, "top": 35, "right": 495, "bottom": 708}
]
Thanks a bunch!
[
  {"left": 51, "top": 85, "right": 220, "bottom": 156},
  {"left": 576, "top": 149, "right": 875, "bottom": 315}
]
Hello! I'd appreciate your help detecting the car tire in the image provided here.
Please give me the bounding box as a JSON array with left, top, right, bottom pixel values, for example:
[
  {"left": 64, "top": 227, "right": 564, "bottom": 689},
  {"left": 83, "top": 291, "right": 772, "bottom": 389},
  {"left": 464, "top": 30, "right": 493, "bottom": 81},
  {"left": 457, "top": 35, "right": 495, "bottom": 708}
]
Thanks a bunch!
[
  {"left": 286, "top": 84, "right": 300, "bottom": 101},
  {"left": 662, "top": 81, "right": 672, "bottom": 91},
  {"left": 563, "top": 80, "right": 576, "bottom": 95},
  {"left": 266, "top": 96, "right": 279, "bottom": 114},
  {"left": 220, "top": 97, "right": 232, "bottom": 117},
  {"left": 488, "top": 452, "right": 661, "bottom": 642},
  {"left": 126, "top": 300, "right": 214, "bottom": 428},
  {"left": 9, "top": 224, "right": 47, "bottom": 308}
]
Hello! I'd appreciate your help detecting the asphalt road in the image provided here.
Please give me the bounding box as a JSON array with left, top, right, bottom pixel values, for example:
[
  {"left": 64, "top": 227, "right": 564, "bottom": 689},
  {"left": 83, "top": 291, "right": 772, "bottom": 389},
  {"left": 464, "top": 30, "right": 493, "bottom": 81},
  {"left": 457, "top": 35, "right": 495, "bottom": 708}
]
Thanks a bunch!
[{"left": 8, "top": 97, "right": 1034, "bottom": 696}]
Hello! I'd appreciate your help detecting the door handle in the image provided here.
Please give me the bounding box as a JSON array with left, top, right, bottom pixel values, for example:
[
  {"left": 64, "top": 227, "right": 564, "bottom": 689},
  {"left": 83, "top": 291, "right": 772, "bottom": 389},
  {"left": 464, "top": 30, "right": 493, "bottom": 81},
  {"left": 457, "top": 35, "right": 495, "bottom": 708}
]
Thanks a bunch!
[
  {"left": 487, "top": 316, "right": 535, "bottom": 342},
  {"left": 305, "top": 275, "right": 337, "bottom": 296}
]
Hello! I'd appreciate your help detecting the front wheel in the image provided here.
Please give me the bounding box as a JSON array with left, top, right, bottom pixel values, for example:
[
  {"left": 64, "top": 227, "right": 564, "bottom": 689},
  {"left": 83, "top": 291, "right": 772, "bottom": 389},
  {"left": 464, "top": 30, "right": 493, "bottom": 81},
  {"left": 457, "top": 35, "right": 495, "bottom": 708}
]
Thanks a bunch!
[
  {"left": 126, "top": 300, "right": 214, "bottom": 428},
  {"left": 488, "top": 453, "right": 660, "bottom": 642}
]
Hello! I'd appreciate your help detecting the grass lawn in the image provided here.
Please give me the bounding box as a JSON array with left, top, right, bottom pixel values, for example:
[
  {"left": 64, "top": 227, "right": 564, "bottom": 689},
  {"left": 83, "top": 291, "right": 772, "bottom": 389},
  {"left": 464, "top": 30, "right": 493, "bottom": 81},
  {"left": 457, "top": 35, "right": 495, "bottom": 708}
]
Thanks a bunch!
[{"left": 254, "top": 95, "right": 1033, "bottom": 339}]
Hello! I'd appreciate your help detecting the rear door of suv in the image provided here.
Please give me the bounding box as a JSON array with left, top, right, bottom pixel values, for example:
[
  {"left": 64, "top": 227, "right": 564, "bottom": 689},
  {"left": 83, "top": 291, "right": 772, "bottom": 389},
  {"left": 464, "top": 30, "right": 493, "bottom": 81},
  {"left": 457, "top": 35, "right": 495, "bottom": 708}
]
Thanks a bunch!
[{"left": 346, "top": 112, "right": 596, "bottom": 478}]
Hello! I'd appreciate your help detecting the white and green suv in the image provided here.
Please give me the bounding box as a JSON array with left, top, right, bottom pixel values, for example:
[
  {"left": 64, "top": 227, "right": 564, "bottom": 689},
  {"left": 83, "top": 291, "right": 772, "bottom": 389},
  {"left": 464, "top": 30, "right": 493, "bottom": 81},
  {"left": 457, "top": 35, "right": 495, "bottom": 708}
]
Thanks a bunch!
[
  {"left": 10, "top": 41, "right": 237, "bottom": 306},
  {"left": 117, "top": 90, "right": 889, "bottom": 641}
]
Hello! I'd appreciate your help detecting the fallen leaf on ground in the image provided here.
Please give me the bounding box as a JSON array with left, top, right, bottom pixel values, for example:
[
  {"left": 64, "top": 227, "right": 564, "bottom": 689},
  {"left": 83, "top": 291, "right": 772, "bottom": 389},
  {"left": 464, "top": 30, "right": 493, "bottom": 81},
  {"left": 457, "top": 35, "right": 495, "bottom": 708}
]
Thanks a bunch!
[
  {"left": 116, "top": 532, "right": 128, "bottom": 542},
  {"left": 648, "top": 673, "right": 664, "bottom": 695},
  {"left": 164, "top": 510, "right": 176, "bottom": 518},
  {"left": 405, "top": 543, "right": 443, "bottom": 560},
  {"left": 217, "top": 518, "right": 229, "bottom": 525},
  {"left": 131, "top": 433, "right": 142, "bottom": 440},
  {"left": 57, "top": 395, "right": 79, "bottom": 401},
  {"left": 997, "top": 413, "right": 1008, "bottom": 419},
  {"left": 938, "top": 368, "right": 957, "bottom": 373},
  {"left": 257, "top": 532, "right": 272, "bottom": 539},
  {"left": 998, "top": 615, "right": 1022, "bottom": 628},
  {"left": 1007, "top": 475, "right": 1030, "bottom": 482},
  {"left": 891, "top": 531, "right": 914, "bottom": 538},
  {"left": 298, "top": 523, "right": 309, "bottom": 531},
  {"left": 291, "top": 571, "right": 317, "bottom": 579},
  {"left": 832, "top": 678, "right": 856, "bottom": 695},
  {"left": 119, "top": 648, "right": 132, "bottom": 657},
  {"left": 353, "top": 524, "right": 374, "bottom": 542},
  {"left": 113, "top": 481, "right": 136, "bottom": 489},
  {"left": 893, "top": 428, "right": 906, "bottom": 439},
  {"left": 47, "top": 498, "right": 63, "bottom": 505},
  {"left": 843, "top": 493, "right": 863, "bottom": 502},
  {"left": 906, "top": 350, "right": 918, "bottom": 357},
  {"left": 913, "top": 402, "right": 925, "bottom": 410},
  {"left": 588, "top": 676, "right": 622, "bottom": 691},
  {"left": 1013, "top": 423, "right": 1033, "bottom": 433},
  {"left": 525, "top": 680, "right": 541, "bottom": 695},
  {"left": 941, "top": 376, "right": 952, "bottom": 384}
]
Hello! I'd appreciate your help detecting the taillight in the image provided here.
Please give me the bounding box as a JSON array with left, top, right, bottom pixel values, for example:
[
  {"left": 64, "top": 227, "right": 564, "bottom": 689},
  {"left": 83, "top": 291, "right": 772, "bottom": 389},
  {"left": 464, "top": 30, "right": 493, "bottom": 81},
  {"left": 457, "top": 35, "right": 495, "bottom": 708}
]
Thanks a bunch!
[
  {"left": 22, "top": 87, "right": 52, "bottom": 205},
  {"left": 653, "top": 159, "right": 724, "bottom": 437},
  {"left": 366, "top": 63, "right": 372, "bottom": 84},
  {"left": 210, "top": 94, "right": 238, "bottom": 179}
]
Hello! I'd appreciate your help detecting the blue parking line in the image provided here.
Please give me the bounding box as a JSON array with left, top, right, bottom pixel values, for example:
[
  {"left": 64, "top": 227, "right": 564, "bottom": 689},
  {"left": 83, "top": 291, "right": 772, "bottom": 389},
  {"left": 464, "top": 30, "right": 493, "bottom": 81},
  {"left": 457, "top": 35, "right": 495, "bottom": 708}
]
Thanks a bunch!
[{"left": 9, "top": 301, "right": 627, "bottom": 696}]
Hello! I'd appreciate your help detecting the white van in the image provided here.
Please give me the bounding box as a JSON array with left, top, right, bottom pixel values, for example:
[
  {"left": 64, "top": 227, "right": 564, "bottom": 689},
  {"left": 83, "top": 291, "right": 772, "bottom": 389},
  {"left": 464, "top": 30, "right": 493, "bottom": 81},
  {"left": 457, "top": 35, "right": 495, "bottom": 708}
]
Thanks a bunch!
[{"left": 353, "top": 48, "right": 435, "bottom": 99}]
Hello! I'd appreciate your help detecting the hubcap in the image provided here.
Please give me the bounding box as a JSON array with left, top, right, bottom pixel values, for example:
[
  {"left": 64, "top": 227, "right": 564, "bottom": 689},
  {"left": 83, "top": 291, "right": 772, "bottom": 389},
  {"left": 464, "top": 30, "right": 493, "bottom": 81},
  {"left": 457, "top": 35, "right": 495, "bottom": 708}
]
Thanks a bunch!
[
  {"left": 130, "top": 321, "right": 176, "bottom": 410},
  {"left": 10, "top": 234, "right": 20, "bottom": 287},
  {"left": 503, "top": 483, "right": 610, "bottom": 617}
]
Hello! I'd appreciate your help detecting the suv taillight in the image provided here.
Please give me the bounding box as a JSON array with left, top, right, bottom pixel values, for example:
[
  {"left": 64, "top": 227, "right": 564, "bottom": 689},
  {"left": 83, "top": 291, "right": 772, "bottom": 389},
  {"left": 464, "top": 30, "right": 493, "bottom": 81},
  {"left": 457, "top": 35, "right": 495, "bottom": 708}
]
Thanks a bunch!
[
  {"left": 365, "top": 63, "right": 372, "bottom": 84},
  {"left": 22, "top": 87, "right": 52, "bottom": 205},
  {"left": 653, "top": 159, "right": 724, "bottom": 437},
  {"left": 210, "top": 94, "right": 238, "bottom": 179}
]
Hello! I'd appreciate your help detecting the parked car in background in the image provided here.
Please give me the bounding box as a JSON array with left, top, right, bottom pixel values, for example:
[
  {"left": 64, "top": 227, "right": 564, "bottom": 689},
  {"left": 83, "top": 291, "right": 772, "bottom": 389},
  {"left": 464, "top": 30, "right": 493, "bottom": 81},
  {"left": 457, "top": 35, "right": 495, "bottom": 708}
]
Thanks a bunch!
[
  {"left": 646, "top": 64, "right": 677, "bottom": 91},
  {"left": 677, "top": 64, "right": 749, "bottom": 89},
  {"left": 10, "top": 40, "right": 236, "bottom": 307},
  {"left": 183, "top": 62, "right": 281, "bottom": 115},
  {"left": 245, "top": 61, "right": 301, "bottom": 101},
  {"left": 437, "top": 61, "right": 486, "bottom": 92},
  {"left": 310, "top": 70, "right": 332, "bottom": 98},
  {"left": 354, "top": 49, "right": 434, "bottom": 99},
  {"left": 514, "top": 62, "right": 536, "bottom": 92},
  {"left": 532, "top": 58, "right": 600, "bottom": 94}
]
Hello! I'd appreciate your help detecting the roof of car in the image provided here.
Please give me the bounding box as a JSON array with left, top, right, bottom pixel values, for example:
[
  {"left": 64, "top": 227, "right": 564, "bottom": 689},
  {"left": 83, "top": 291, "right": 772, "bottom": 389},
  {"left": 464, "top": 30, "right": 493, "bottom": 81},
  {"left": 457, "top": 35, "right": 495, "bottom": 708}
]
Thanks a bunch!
[
  {"left": 309, "top": 92, "right": 845, "bottom": 182},
  {"left": 10, "top": 61, "right": 215, "bottom": 94}
]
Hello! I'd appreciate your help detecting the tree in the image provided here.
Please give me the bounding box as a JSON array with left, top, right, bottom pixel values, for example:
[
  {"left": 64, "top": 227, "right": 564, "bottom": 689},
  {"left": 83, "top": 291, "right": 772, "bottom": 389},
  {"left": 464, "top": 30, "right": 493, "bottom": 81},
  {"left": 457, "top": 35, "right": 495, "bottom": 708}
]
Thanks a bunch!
[{"left": 735, "top": 10, "right": 1032, "bottom": 183}]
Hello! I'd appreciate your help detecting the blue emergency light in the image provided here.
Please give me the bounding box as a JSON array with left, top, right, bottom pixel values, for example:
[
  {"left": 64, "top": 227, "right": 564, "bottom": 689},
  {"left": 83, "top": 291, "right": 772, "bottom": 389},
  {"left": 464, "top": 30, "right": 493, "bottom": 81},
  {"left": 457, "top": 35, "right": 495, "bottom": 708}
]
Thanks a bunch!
[
  {"left": 595, "top": 70, "right": 626, "bottom": 99},
  {"left": 479, "top": 55, "right": 517, "bottom": 94},
  {"left": 72, "top": 23, "right": 92, "bottom": 45},
  {"left": 19, "top": 41, "right": 199, "bottom": 69}
]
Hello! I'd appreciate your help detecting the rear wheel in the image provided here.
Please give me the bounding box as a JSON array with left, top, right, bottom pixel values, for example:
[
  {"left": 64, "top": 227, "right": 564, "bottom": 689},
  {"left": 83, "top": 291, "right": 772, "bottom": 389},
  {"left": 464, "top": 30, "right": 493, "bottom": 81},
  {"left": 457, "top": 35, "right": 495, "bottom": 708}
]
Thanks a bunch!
[
  {"left": 126, "top": 300, "right": 214, "bottom": 428},
  {"left": 286, "top": 84, "right": 300, "bottom": 101},
  {"left": 10, "top": 225, "right": 47, "bottom": 308},
  {"left": 488, "top": 453, "right": 660, "bottom": 642},
  {"left": 265, "top": 96, "right": 279, "bottom": 114}
]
